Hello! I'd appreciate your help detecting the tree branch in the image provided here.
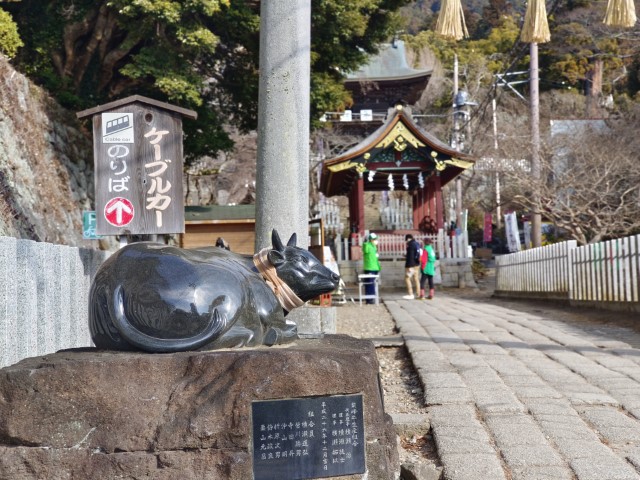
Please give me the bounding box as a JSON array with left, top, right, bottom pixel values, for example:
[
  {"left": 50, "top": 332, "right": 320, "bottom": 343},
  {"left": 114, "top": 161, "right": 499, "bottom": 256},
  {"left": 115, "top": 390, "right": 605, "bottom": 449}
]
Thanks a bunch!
[{"left": 59, "top": 5, "right": 102, "bottom": 79}]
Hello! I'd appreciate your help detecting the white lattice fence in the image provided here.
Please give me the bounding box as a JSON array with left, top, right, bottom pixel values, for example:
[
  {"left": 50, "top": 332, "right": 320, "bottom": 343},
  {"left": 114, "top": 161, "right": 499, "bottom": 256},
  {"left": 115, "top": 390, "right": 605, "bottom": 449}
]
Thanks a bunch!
[
  {"left": 495, "top": 241, "right": 577, "bottom": 296},
  {"left": 496, "top": 234, "right": 640, "bottom": 310},
  {"left": 571, "top": 235, "right": 640, "bottom": 303}
]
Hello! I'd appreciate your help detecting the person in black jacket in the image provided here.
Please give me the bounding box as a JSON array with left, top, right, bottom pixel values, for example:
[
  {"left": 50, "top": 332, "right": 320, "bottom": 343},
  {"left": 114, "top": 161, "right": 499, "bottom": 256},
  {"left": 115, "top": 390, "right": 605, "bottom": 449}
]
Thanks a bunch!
[{"left": 403, "top": 234, "right": 421, "bottom": 299}]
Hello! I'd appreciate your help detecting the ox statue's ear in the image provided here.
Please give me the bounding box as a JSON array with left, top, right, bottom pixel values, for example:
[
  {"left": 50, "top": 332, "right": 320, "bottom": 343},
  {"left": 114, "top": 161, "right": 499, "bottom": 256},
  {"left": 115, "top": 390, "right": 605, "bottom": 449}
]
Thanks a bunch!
[
  {"left": 272, "top": 229, "right": 285, "bottom": 252},
  {"left": 287, "top": 233, "right": 297, "bottom": 247},
  {"left": 267, "top": 249, "right": 285, "bottom": 267}
]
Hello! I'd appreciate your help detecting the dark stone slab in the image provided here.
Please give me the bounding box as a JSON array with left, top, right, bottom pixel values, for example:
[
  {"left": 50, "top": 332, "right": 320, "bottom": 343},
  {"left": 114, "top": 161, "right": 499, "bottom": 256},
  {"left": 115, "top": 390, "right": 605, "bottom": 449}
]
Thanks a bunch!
[
  {"left": 252, "top": 394, "right": 365, "bottom": 479},
  {"left": 0, "top": 335, "right": 398, "bottom": 479}
]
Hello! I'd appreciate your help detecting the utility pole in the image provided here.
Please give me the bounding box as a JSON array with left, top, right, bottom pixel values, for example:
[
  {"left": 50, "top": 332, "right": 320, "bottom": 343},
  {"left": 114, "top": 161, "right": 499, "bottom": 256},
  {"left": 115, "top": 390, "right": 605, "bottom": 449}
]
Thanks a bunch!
[
  {"left": 492, "top": 97, "right": 501, "bottom": 230},
  {"left": 453, "top": 55, "right": 463, "bottom": 231},
  {"left": 530, "top": 43, "right": 542, "bottom": 248},
  {"left": 452, "top": 55, "right": 476, "bottom": 233}
]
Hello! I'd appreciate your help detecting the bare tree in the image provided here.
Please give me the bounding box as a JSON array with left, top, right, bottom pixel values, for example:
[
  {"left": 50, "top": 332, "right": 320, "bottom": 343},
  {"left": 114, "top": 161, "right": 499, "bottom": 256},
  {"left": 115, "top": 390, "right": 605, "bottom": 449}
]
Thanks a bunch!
[{"left": 502, "top": 114, "right": 640, "bottom": 245}]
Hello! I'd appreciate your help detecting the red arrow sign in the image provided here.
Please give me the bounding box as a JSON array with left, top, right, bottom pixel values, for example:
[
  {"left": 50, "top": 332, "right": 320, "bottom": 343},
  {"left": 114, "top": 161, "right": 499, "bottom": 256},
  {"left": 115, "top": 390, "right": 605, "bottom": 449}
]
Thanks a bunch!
[{"left": 104, "top": 197, "right": 134, "bottom": 227}]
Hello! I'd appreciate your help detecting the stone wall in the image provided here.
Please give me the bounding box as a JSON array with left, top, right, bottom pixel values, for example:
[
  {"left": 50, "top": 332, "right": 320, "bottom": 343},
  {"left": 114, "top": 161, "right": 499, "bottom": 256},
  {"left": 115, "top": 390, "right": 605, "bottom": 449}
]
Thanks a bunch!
[
  {"left": 338, "top": 258, "right": 476, "bottom": 292},
  {"left": 0, "top": 236, "right": 108, "bottom": 368},
  {"left": 338, "top": 259, "right": 442, "bottom": 287},
  {"left": 439, "top": 258, "right": 477, "bottom": 288}
]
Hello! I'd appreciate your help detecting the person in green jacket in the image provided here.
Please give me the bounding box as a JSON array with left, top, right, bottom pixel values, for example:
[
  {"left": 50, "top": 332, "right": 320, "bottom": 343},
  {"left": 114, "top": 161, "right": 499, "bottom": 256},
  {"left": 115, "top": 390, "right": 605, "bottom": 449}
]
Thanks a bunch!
[
  {"left": 361, "top": 233, "right": 381, "bottom": 304},
  {"left": 419, "top": 238, "right": 436, "bottom": 299}
]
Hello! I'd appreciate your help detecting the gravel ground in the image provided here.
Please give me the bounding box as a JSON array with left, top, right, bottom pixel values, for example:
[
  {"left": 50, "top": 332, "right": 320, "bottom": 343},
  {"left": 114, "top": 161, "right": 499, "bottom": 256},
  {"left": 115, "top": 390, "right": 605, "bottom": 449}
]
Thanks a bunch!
[
  {"left": 334, "top": 302, "right": 440, "bottom": 476},
  {"left": 335, "top": 302, "right": 427, "bottom": 414}
]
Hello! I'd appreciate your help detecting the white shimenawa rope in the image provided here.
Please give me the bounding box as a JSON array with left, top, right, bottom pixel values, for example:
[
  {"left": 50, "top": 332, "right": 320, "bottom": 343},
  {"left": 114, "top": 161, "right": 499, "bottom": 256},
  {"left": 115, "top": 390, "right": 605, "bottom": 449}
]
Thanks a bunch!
[{"left": 253, "top": 248, "right": 305, "bottom": 312}]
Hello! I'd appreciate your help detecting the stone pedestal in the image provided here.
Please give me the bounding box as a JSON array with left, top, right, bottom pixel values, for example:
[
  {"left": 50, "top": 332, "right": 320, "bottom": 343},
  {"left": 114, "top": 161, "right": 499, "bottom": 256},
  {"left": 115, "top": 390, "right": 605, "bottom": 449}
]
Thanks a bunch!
[
  {"left": 439, "top": 258, "right": 477, "bottom": 288},
  {"left": 288, "top": 305, "right": 337, "bottom": 338},
  {"left": 0, "top": 336, "right": 398, "bottom": 480}
]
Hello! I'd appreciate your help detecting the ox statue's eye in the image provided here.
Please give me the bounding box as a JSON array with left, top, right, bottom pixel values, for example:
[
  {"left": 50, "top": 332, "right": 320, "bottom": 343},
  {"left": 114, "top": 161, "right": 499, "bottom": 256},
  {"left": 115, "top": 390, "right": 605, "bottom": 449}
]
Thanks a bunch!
[{"left": 293, "top": 254, "right": 309, "bottom": 267}]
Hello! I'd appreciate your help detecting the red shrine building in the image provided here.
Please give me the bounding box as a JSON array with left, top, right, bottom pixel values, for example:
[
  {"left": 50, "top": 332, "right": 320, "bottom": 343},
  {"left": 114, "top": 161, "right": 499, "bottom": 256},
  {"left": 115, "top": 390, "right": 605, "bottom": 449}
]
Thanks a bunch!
[
  {"left": 320, "top": 103, "right": 474, "bottom": 236},
  {"left": 318, "top": 41, "right": 475, "bottom": 237}
]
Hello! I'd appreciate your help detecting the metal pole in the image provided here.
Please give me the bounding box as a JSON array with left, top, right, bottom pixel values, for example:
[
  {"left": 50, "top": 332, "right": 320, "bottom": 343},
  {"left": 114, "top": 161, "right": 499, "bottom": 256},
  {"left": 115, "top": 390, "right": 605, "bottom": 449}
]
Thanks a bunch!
[
  {"left": 530, "top": 43, "right": 542, "bottom": 248},
  {"left": 453, "top": 55, "right": 463, "bottom": 231},
  {"left": 255, "top": 0, "right": 311, "bottom": 250},
  {"left": 492, "top": 97, "right": 501, "bottom": 230}
]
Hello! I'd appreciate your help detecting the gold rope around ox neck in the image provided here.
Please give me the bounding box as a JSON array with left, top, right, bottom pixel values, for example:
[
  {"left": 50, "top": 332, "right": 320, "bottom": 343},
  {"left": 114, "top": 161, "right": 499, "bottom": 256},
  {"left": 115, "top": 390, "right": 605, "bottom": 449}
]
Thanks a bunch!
[{"left": 253, "top": 248, "right": 305, "bottom": 312}]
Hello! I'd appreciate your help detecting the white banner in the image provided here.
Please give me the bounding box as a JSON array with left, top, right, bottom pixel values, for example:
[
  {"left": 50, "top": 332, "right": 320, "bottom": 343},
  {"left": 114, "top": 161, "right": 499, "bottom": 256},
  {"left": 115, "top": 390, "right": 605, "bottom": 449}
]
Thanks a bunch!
[
  {"left": 523, "top": 221, "right": 531, "bottom": 249},
  {"left": 504, "top": 212, "right": 521, "bottom": 252}
]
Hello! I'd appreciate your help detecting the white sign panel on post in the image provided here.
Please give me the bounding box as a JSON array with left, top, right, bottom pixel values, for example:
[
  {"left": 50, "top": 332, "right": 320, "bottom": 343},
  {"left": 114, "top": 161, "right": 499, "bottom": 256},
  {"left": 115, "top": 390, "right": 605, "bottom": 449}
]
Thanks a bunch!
[{"left": 102, "top": 113, "right": 134, "bottom": 144}]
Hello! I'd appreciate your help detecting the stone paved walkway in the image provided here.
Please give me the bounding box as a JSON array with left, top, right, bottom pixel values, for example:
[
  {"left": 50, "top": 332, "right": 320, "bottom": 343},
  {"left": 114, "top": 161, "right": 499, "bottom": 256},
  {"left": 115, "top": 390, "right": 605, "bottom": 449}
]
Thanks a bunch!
[{"left": 384, "top": 293, "right": 640, "bottom": 480}]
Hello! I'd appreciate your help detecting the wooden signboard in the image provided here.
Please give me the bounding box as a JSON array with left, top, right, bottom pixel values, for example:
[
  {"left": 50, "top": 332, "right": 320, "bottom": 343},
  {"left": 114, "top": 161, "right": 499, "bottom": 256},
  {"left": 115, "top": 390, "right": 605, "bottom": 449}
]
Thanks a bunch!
[{"left": 77, "top": 96, "right": 197, "bottom": 236}]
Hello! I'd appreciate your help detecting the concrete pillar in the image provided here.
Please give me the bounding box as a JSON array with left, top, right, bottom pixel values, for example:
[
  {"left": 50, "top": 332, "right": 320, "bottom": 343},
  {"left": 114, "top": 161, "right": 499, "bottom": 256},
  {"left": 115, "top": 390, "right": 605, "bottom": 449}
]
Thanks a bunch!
[
  {"left": 530, "top": 42, "right": 542, "bottom": 248},
  {"left": 255, "top": 0, "right": 311, "bottom": 251}
]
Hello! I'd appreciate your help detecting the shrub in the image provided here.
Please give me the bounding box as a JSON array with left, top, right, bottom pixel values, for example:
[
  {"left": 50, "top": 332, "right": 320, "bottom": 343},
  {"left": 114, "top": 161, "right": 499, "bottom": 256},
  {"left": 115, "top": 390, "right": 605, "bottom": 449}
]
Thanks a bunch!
[{"left": 0, "top": 8, "right": 22, "bottom": 58}]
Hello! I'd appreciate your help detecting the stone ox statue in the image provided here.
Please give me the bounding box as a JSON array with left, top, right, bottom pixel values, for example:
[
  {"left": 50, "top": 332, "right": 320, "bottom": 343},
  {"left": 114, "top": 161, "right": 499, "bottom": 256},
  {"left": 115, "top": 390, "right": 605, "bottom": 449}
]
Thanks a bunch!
[{"left": 89, "top": 230, "right": 340, "bottom": 352}]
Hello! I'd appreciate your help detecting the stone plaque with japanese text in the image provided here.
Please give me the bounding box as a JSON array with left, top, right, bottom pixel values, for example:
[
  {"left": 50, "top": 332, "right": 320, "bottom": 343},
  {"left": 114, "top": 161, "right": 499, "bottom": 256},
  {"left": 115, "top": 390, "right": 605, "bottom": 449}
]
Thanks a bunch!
[{"left": 251, "top": 394, "right": 365, "bottom": 480}]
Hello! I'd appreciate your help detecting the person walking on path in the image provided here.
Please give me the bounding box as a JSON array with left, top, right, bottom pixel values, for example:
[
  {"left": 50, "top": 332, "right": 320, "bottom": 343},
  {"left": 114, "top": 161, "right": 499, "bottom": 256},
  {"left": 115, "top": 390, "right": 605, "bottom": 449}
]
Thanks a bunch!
[
  {"left": 361, "top": 233, "right": 381, "bottom": 304},
  {"left": 419, "top": 237, "right": 436, "bottom": 299},
  {"left": 403, "top": 234, "right": 421, "bottom": 299}
]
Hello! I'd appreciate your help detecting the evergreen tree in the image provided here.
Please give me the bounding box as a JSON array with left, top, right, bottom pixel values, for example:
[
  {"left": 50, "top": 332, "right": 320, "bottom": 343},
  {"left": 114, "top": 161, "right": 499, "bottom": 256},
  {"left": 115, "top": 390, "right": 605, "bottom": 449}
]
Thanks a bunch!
[{"left": 4, "top": 0, "right": 410, "bottom": 161}]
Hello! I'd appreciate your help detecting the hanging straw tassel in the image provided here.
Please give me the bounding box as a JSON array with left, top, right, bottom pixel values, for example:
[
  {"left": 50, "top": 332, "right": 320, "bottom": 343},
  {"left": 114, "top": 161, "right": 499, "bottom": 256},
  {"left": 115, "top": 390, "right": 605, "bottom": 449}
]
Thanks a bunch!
[
  {"left": 603, "top": 0, "right": 637, "bottom": 27},
  {"left": 520, "top": 0, "right": 551, "bottom": 43},
  {"left": 435, "top": 0, "right": 469, "bottom": 41}
]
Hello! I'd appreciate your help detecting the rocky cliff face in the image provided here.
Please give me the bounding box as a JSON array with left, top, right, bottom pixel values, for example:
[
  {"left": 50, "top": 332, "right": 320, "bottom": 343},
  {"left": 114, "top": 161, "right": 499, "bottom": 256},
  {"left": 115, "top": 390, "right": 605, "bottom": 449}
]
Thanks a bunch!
[
  {"left": 184, "top": 129, "right": 258, "bottom": 207},
  {"left": 0, "top": 55, "right": 94, "bottom": 247}
]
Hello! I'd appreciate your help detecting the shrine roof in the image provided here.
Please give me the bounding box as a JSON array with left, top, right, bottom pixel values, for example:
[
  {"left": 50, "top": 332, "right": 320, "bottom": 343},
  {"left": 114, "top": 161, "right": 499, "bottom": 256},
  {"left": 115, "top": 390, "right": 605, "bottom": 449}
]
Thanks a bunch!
[
  {"left": 320, "top": 105, "right": 475, "bottom": 197},
  {"left": 77, "top": 94, "right": 197, "bottom": 120},
  {"left": 185, "top": 205, "right": 255, "bottom": 223},
  {"left": 344, "top": 41, "right": 432, "bottom": 83}
]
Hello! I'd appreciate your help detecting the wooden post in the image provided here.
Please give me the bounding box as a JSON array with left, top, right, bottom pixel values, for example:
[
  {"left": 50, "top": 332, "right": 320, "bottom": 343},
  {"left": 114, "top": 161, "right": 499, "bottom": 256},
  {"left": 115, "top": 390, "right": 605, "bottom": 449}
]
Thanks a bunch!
[
  {"left": 348, "top": 177, "right": 365, "bottom": 235},
  {"left": 434, "top": 176, "right": 444, "bottom": 231},
  {"left": 585, "top": 58, "right": 603, "bottom": 118},
  {"left": 412, "top": 190, "right": 422, "bottom": 231},
  {"left": 453, "top": 54, "right": 464, "bottom": 230}
]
